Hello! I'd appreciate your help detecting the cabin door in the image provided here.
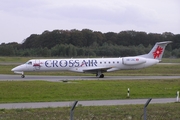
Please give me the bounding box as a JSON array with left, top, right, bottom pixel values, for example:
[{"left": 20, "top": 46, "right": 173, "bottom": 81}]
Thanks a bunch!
[{"left": 33, "top": 60, "right": 41, "bottom": 70}]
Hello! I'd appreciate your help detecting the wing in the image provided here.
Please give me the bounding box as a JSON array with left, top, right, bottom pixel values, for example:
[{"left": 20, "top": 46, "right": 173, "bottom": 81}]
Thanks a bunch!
[{"left": 83, "top": 67, "right": 113, "bottom": 74}]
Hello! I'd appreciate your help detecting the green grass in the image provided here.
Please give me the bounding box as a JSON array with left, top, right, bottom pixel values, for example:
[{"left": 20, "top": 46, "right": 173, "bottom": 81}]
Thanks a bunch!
[
  {"left": 0, "top": 57, "right": 180, "bottom": 119},
  {"left": 0, "top": 57, "right": 31, "bottom": 63},
  {"left": 0, "top": 103, "right": 180, "bottom": 120},
  {"left": 0, "top": 58, "right": 180, "bottom": 103},
  {"left": 0, "top": 80, "right": 179, "bottom": 103},
  {"left": 162, "top": 58, "right": 180, "bottom": 63}
]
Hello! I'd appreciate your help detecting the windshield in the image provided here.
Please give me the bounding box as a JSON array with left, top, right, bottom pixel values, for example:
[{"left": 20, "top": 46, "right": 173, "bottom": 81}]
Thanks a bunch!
[{"left": 26, "top": 61, "right": 32, "bottom": 65}]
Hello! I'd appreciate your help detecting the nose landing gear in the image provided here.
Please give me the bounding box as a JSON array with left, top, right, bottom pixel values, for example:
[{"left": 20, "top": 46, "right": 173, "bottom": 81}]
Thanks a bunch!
[{"left": 14, "top": 71, "right": 25, "bottom": 78}]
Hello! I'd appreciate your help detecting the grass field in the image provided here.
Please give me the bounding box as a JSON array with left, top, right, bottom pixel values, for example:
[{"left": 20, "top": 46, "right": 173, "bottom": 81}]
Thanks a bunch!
[
  {"left": 0, "top": 80, "right": 179, "bottom": 103},
  {"left": 0, "top": 103, "right": 180, "bottom": 120},
  {"left": 0, "top": 57, "right": 180, "bottom": 103},
  {"left": 0, "top": 57, "right": 180, "bottom": 119}
]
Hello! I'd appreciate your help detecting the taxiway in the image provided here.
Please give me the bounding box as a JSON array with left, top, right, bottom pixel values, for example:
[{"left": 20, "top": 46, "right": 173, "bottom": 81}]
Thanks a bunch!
[
  {"left": 1, "top": 74, "right": 180, "bottom": 81},
  {"left": 0, "top": 98, "right": 177, "bottom": 109}
]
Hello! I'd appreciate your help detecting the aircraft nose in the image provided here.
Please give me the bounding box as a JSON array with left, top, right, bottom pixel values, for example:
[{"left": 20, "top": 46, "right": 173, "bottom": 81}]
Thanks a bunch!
[
  {"left": 11, "top": 65, "right": 25, "bottom": 72},
  {"left": 11, "top": 66, "right": 19, "bottom": 72},
  {"left": 11, "top": 68, "right": 15, "bottom": 71}
]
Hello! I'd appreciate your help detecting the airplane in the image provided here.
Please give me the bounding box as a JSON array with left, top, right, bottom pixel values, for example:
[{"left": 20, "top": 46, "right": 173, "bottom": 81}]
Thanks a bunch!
[{"left": 11, "top": 41, "right": 172, "bottom": 78}]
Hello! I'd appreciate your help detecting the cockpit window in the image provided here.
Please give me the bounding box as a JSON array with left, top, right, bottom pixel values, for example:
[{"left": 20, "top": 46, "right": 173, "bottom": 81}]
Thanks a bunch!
[{"left": 27, "top": 61, "right": 32, "bottom": 65}]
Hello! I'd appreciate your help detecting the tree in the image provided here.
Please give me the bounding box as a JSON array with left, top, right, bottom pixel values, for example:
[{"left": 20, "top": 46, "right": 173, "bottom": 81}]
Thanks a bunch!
[{"left": 69, "top": 29, "right": 83, "bottom": 47}]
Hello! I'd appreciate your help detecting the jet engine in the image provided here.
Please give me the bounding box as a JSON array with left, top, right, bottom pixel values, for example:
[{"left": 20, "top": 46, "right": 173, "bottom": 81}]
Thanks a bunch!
[{"left": 122, "top": 57, "right": 146, "bottom": 65}]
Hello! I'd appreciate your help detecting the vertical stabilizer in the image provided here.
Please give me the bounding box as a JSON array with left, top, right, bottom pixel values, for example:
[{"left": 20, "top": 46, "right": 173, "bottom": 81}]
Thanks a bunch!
[{"left": 140, "top": 41, "right": 172, "bottom": 60}]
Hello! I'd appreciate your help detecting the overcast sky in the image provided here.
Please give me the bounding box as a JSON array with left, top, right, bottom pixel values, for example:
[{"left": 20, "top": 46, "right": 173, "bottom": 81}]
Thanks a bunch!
[{"left": 0, "top": 0, "right": 180, "bottom": 44}]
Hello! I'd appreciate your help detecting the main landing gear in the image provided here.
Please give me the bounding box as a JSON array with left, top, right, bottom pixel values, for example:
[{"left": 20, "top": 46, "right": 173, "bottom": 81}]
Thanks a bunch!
[
  {"left": 99, "top": 74, "right": 104, "bottom": 78},
  {"left": 96, "top": 74, "right": 104, "bottom": 78},
  {"left": 96, "top": 71, "right": 104, "bottom": 78},
  {"left": 21, "top": 74, "right": 25, "bottom": 78}
]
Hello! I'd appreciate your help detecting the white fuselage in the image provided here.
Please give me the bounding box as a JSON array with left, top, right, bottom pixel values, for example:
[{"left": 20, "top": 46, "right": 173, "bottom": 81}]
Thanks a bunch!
[{"left": 12, "top": 57, "right": 159, "bottom": 73}]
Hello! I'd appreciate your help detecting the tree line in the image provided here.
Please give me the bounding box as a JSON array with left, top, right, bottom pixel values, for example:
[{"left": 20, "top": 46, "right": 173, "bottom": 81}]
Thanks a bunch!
[{"left": 0, "top": 29, "right": 180, "bottom": 57}]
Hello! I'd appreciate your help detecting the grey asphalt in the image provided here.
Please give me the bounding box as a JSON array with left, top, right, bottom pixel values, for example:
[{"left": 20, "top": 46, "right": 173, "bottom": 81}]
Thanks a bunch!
[
  {"left": 0, "top": 98, "right": 178, "bottom": 109},
  {"left": 1, "top": 74, "right": 180, "bottom": 81}
]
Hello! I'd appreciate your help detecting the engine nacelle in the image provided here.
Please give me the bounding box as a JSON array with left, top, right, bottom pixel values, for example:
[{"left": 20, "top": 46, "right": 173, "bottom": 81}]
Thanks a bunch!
[{"left": 122, "top": 57, "right": 146, "bottom": 65}]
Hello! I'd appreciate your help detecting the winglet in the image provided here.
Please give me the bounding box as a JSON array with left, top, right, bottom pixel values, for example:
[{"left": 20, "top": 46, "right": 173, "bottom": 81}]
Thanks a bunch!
[{"left": 140, "top": 41, "right": 172, "bottom": 60}]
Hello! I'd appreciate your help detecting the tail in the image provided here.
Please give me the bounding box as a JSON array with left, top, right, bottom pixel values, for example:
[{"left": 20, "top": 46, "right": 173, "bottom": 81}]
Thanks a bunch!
[{"left": 140, "top": 41, "right": 172, "bottom": 60}]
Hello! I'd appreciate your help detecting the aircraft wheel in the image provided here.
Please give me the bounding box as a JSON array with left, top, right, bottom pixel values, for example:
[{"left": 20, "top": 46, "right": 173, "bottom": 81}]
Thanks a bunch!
[
  {"left": 21, "top": 75, "right": 25, "bottom": 78},
  {"left": 99, "top": 74, "right": 104, "bottom": 78}
]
